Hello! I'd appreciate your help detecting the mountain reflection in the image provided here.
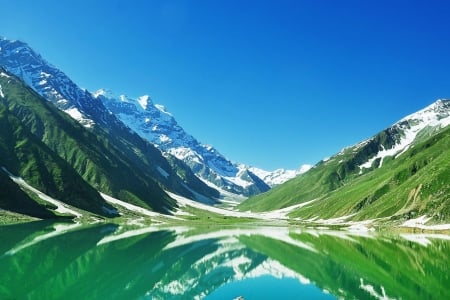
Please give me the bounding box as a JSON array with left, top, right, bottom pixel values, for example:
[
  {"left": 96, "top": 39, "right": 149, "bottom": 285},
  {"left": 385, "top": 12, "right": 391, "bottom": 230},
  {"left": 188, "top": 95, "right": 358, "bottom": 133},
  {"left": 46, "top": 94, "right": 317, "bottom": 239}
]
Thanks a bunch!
[{"left": 0, "top": 222, "right": 448, "bottom": 299}]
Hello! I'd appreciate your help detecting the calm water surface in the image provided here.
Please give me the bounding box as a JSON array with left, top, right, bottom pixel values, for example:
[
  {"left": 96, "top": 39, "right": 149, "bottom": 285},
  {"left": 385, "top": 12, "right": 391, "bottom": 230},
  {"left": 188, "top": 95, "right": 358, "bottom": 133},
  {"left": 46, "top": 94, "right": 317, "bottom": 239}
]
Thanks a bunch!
[{"left": 0, "top": 221, "right": 449, "bottom": 299}]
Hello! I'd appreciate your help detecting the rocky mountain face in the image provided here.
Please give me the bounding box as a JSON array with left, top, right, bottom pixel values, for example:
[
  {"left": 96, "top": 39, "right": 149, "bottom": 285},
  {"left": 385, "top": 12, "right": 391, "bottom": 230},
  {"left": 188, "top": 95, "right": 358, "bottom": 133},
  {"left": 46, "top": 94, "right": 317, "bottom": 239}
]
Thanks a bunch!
[
  {"left": 95, "top": 90, "right": 308, "bottom": 198},
  {"left": 0, "top": 37, "right": 219, "bottom": 203},
  {"left": 240, "top": 99, "right": 450, "bottom": 223}
]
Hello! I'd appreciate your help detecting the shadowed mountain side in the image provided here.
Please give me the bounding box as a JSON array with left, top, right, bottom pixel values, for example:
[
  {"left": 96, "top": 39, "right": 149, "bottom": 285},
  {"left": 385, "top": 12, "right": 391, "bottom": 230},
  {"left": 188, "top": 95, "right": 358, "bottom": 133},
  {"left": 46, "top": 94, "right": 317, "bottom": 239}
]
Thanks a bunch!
[{"left": 0, "top": 69, "right": 174, "bottom": 215}]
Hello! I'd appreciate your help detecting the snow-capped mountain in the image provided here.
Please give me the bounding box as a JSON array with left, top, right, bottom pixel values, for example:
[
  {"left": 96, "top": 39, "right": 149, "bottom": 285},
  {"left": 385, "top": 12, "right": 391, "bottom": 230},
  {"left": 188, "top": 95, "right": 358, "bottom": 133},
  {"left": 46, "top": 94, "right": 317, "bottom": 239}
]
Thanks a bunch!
[
  {"left": 0, "top": 37, "right": 222, "bottom": 202},
  {"left": 250, "top": 164, "right": 312, "bottom": 186},
  {"left": 94, "top": 89, "right": 303, "bottom": 197},
  {"left": 357, "top": 99, "right": 450, "bottom": 170},
  {"left": 0, "top": 37, "right": 305, "bottom": 200},
  {"left": 0, "top": 38, "right": 116, "bottom": 128}
]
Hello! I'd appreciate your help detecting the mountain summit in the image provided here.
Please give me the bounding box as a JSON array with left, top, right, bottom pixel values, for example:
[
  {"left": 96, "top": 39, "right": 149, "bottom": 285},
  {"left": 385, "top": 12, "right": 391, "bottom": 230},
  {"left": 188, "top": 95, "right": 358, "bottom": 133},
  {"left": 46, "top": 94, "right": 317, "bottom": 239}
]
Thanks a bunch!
[{"left": 94, "top": 89, "right": 309, "bottom": 198}]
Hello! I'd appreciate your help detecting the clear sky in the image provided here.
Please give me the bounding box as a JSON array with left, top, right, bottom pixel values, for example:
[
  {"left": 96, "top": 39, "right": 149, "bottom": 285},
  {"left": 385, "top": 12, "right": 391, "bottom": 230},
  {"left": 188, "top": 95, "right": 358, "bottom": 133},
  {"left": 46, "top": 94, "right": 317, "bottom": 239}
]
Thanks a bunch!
[{"left": 1, "top": 0, "right": 450, "bottom": 170}]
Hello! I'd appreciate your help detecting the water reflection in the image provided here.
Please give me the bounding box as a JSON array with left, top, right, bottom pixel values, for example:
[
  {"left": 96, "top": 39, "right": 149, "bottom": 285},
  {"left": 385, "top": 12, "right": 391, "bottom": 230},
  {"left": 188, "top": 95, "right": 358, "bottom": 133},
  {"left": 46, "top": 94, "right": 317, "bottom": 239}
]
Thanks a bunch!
[{"left": 0, "top": 222, "right": 449, "bottom": 299}]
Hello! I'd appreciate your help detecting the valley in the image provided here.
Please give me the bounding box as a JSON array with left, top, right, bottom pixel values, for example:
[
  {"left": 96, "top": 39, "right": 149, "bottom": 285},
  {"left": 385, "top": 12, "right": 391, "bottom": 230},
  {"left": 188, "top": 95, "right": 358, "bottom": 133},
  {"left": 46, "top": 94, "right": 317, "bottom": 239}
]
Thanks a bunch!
[{"left": 1, "top": 37, "right": 450, "bottom": 232}]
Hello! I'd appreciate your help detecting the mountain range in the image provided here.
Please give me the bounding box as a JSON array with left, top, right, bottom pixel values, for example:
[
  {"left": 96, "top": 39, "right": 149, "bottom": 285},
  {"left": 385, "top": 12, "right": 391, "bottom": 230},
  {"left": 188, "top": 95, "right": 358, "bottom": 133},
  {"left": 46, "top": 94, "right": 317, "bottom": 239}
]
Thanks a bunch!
[
  {"left": 1, "top": 37, "right": 449, "bottom": 225},
  {"left": 93, "top": 89, "right": 305, "bottom": 197},
  {"left": 0, "top": 37, "right": 305, "bottom": 201}
]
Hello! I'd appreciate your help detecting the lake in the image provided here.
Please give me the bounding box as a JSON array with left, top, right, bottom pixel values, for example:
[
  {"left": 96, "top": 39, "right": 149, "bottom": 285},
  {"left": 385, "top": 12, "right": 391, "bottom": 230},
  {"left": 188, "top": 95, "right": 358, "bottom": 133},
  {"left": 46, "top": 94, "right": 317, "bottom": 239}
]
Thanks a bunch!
[{"left": 0, "top": 221, "right": 449, "bottom": 299}]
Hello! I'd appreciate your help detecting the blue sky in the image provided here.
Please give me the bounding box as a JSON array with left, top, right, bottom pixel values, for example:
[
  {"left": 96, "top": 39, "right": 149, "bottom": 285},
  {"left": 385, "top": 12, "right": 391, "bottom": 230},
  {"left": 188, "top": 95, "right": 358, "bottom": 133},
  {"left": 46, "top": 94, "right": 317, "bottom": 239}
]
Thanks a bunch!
[{"left": 1, "top": 0, "right": 450, "bottom": 170}]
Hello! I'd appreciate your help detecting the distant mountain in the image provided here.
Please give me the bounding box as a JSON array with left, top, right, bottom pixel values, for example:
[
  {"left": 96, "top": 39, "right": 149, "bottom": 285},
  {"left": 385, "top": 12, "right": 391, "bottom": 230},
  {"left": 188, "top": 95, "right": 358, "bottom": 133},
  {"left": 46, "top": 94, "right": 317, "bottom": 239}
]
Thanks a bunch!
[
  {"left": 240, "top": 99, "right": 450, "bottom": 223},
  {"left": 94, "top": 89, "right": 308, "bottom": 197},
  {"left": 0, "top": 37, "right": 219, "bottom": 203}
]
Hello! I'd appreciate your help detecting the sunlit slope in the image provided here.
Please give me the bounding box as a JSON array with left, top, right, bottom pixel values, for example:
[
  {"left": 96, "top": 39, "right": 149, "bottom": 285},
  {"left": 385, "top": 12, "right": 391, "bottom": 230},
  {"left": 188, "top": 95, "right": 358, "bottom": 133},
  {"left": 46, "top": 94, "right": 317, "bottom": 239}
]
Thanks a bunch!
[
  {"left": 240, "top": 118, "right": 450, "bottom": 223},
  {"left": 0, "top": 70, "right": 175, "bottom": 214}
]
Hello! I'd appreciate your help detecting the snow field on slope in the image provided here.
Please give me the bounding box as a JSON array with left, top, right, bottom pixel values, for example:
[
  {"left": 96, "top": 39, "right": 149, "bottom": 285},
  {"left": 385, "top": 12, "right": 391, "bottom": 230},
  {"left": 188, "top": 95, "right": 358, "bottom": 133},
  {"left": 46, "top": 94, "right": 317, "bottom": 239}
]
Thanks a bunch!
[{"left": 2, "top": 167, "right": 82, "bottom": 218}]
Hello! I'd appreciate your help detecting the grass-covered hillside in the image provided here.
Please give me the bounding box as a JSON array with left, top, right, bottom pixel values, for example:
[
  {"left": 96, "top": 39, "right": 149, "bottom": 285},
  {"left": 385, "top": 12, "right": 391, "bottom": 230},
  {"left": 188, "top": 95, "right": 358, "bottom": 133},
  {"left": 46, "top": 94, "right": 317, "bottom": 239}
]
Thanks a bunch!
[
  {"left": 0, "top": 100, "right": 114, "bottom": 218},
  {"left": 0, "top": 69, "right": 175, "bottom": 215},
  {"left": 240, "top": 102, "right": 450, "bottom": 223}
]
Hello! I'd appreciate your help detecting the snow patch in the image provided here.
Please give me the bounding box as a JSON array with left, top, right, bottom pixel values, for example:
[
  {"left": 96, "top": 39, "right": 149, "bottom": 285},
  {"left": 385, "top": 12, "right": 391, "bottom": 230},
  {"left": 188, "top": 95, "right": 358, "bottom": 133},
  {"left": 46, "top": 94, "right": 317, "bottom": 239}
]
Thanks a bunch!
[
  {"left": 64, "top": 107, "right": 95, "bottom": 128},
  {"left": 1, "top": 167, "right": 82, "bottom": 218},
  {"left": 155, "top": 104, "right": 172, "bottom": 116},
  {"left": 250, "top": 164, "right": 312, "bottom": 187},
  {"left": 359, "top": 278, "right": 396, "bottom": 300},
  {"left": 159, "top": 134, "right": 171, "bottom": 143},
  {"left": 360, "top": 100, "right": 450, "bottom": 170},
  {"left": 101, "top": 193, "right": 162, "bottom": 218},
  {"left": 137, "top": 95, "right": 150, "bottom": 110},
  {"left": 0, "top": 84, "right": 4, "bottom": 98},
  {"left": 401, "top": 215, "right": 450, "bottom": 230},
  {"left": 40, "top": 71, "right": 51, "bottom": 78}
]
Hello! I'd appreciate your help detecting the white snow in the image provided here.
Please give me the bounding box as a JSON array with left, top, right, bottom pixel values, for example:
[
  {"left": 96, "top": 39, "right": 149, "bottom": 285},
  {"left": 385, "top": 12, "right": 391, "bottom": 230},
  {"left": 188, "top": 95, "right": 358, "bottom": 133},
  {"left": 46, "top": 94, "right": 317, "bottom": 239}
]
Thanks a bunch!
[
  {"left": 137, "top": 95, "right": 150, "bottom": 110},
  {"left": 101, "top": 193, "right": 162, "bottom": 218},
  {"left": 0, "top": 84, "right": 4, "bottom": 98},
  {"left": 170, "top": 190, "right": 319, "bottom": 221},
  {"left": 155, "top": 104, "right": 172, "bottom": 115},
  {"left": 1, "top": 167, "right": 82, "bottom": 218},
  {"left": 360, "top": 99, "right": 450, "bottom": 170},
  {"left": 0, "top": 71, "right": 11, "bottom": 78},
  {"left": 40, "top": 71, "right": 51, "bottom": 78},
  {"left": 159, "top": 134, "right": 171, "bottom": 143},
  {"left": 64, "top": 107, "right": 95, "bottom": 128},
  {"left": 401, "top": 215, "right": 450, "bottom": 230},
  {"left": 359, "top": 278, "right": 396, "bottom": 300},
  {"left": 168, "top": 191, "right": 254, "bottom": 219},
  {"left": 249, "top": 164, "right": 312, "bottom": 187},
  {"left": 313, "top": 214, "right": 356, "bottom": 225},
  {"left": 94, "top": 87, "right": 305, "bottom": 195}
]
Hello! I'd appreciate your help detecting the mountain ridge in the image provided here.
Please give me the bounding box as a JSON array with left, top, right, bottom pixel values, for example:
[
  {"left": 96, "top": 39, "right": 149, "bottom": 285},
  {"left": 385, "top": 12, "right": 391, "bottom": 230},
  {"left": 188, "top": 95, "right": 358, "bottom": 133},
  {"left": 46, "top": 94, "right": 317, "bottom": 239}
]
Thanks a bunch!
[
  {"left": 0, "top": 37, "right": 306, "bottom": 201},
  {"left": 0, "top": 37, "right": 220, "bottom": 203},
  {"left": 94, "top": 89, "right": 308, "bottom": 197},
  {"left": 239, "top": 99, "right": 450, "bottom": 224}
]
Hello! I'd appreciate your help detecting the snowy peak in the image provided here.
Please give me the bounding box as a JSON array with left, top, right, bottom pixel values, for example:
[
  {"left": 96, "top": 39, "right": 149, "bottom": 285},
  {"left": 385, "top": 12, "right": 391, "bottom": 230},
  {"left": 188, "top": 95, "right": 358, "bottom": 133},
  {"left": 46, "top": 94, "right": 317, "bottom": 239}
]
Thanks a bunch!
[
  {"left": 0, "top": 37, "right": 110, "bottom": 128},
  {"left": 358, "top": 99, "right": 450, "bottom": 170},
  {"left": 0, "top": 37, "right": 304, "bottom": 200},
  {"left": 400, "top": 99, "right": 450, "bottom": 125},
  {"left": 94, "top": 89, "right": 154, "bottom": 112},
  {"left": 96, "top": 91, "right": 301, "bottom": 197},
  {"left": 250, "top": 164, "right": 312, "bottom": 186}
]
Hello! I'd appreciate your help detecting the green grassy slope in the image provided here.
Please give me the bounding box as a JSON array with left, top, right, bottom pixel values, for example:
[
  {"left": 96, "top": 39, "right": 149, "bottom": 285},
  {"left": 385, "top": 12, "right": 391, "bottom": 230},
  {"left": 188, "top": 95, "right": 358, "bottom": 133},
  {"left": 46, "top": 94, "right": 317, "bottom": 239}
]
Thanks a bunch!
[
  {"left": 0, "top": 70, "right": 175, "bottom": 214},
  {"left": 0, "top": 101, "right": 115, "bottom": 217},
  {"left": 0, "top": 169, "right": 57, "bottom": 219},
  {"left": 240, "top": 125, "right": 450, "bottom": 223}
]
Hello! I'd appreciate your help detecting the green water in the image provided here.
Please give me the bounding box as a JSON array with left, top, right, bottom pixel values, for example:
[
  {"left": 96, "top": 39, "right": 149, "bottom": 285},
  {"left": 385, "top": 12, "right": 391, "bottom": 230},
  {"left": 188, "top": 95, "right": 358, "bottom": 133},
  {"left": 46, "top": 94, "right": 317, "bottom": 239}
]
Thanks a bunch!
[{"left": 0, "top": 222, "right": 449, "bottom": 299}]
